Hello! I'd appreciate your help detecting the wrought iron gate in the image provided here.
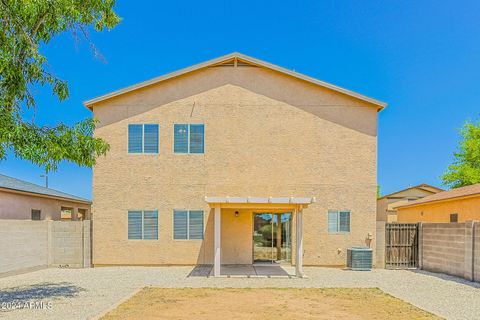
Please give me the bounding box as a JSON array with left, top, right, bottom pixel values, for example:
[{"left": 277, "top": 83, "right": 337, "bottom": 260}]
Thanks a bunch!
[{"left": 385, "top": 223, "right": 419, "bottom": 269}]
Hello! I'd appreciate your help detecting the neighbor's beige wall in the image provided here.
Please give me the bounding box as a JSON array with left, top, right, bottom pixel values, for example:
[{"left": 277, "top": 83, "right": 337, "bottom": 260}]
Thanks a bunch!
[
  {"left": 376, "top": 188, "right": 437, "bottom": 222},
  {"left": 0, "top": 190, "right": 90, "bottom": 220},
  {"left": 92, "top": 65, "right": 379, "bottom": 266},
  {"left": 398, "top": 196, "right": 480, "bottom": 223}
]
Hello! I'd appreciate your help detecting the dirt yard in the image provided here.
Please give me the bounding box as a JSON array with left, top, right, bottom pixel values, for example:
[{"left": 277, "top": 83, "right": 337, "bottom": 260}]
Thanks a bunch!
[{"left": 101, "top": 288, "right": 440, "bottom": 320}]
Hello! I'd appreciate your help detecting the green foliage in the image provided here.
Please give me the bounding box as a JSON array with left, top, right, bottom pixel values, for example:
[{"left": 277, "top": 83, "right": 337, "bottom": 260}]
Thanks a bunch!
[
  {"left": 0, "top": 0, "right": 120, "bottom": 171},
  {"left": 377, "top": 185, "right": 381, "bottom": 198},
  {"left": 442, "top": 121, "right": 480, "bottom": 188}
]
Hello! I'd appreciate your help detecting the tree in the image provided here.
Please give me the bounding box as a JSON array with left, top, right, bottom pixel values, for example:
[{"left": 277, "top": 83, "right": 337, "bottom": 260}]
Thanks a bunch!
[
  {"left": 442, "top": 121, "right": 480, "bottom": 188},
  {"left": 0, "top": 0, "right": 120, "bottom": 172}
]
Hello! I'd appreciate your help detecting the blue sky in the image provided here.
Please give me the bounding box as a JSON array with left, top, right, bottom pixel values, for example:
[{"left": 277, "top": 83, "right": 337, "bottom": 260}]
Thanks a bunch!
[{"left": 2, "top": 0, "right": 480, "bottom": 199}]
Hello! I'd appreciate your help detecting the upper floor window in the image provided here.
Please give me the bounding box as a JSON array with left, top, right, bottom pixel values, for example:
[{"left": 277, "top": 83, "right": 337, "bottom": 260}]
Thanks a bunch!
[
  {"left": 128, "top": 210, "right": 158, "bottom": 240},
  {"left": 174, "top": 124, "right": 204, "bottom": 154},
  {"left": 128, "top": 124, "right": 159, "bottom": 154},
  {"left": 328, "top": 210, "right": 351, "bottom": 233}
]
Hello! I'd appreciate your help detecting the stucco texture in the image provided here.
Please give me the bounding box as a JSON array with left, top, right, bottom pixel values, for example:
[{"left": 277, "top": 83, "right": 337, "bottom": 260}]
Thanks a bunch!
[
  {"left": 397, "top": 196, "right": 480, "bottom": 223},
  {"left": 91, "top": 64, "right": 379, "bottom": 266},
  {"left": 0, "top": 190, "right": 90, "bottom": 220}
]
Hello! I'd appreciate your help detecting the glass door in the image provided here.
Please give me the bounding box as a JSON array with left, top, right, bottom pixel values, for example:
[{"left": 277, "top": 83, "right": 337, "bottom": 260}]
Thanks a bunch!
[{"left": 253, "top": 213, "right": 292, "bottom": 263}]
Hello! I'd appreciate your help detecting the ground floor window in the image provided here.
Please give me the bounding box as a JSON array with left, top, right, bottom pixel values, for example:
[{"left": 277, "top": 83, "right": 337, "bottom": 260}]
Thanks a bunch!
[
  {"left": 128, "top": 210, "right": 158, "bottom": 240},
  {"left": 60, "top": 207, "right": 73, "bottom": 220},
  {"left": 450, "top": 213, "right": 458, "bottom": 223},
  {"left": 173, "top": 210, "right": 204, "bottom": 240},
  {"left": 328, "top": 210, "right": 351, "bottom": 233},
  {"left": 31, "top": 209, "right": 41, "bottom": 220}
]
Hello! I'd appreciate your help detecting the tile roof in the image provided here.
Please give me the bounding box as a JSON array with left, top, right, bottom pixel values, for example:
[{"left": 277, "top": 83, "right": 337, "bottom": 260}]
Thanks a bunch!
[
  {"left": 0, "top": 174, "right": 91, "bottom": 203},
  {"left": 398, "top": 183, "right": 480, "bottom": 208}
]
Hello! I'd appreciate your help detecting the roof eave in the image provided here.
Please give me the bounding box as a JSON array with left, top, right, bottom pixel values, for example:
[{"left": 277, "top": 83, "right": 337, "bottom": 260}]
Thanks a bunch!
[
  {"left": 0, "top": 187, "right": 92, "bottom": 205},
  {"left": 397, "top": 192, "right": 480, "bottom": 209},
  {"left": 83, "top": 52, "right": 387, "bottom": 111}
]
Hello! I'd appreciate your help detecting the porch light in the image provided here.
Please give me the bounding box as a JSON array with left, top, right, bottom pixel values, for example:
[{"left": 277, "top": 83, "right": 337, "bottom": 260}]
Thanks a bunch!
[{"left": 235, "top": 211, "right": 239, "bottom": 217}]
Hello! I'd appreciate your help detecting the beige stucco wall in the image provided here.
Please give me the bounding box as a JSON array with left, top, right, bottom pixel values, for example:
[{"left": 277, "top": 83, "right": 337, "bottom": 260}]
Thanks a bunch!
[
  {"left": 91, "top": 64, "right": 379, "bottom": 266},
  {"left": 0, "top": 190, "right": 91, "bottom": 220},
  {"left": 397, "top": 196, "right": 480, "bottom": 223},
  {"left": 377, "top": 188, "right": 437, "bottom": 222}
]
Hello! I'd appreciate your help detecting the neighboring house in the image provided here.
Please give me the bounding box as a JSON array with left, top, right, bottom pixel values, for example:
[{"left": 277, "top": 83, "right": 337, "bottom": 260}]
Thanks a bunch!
[
  {"left": 85, "top": 52, "right": 386, "bottom": 276},
  {"left": 397, "top": 183, "right": 480, "bottom": 223},
  {"left": 0, "top": 174, "right": 91, "bottom": 220},
  {"left": 377, "top": 184, "right": 443, "bottom": 222}
]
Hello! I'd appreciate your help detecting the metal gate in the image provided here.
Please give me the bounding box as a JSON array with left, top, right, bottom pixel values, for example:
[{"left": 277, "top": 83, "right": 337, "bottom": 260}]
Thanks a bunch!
[{"left": 385, "top": 223, "right": 419, "bottom": 269}]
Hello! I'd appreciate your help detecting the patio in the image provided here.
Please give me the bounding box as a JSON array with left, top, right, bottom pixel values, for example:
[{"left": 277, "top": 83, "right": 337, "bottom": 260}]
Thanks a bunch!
[{"left": 188, "top": 264, "right": 295, "bottom": 278}]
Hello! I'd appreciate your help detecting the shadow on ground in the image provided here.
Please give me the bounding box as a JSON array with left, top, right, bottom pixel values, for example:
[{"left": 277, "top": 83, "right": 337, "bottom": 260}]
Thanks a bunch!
[
  {"left": 408, "top": 269, "right": 480, "bottom": 289},
  {"left": 187, "top": 264, "right": 293, "bottom": 277},
  {"left": 0, "top": 282, "right": 85, "bottom": 303}
]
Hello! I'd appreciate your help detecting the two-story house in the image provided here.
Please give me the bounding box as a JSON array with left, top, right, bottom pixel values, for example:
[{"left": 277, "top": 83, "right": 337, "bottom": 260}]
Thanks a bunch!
[{"left": 85, "top": 53, "right": 386, "bottom": 276}]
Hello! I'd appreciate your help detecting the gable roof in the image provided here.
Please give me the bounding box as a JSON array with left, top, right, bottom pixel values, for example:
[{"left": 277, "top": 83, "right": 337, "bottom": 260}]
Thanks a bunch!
[
  {"left": 0, "top": 174, "right": 91, "bottom": 204},
  {"left": 398, "top": 183, "right": 480, "bottom": 209},
  {"left": 378, "top": 184, "right": 444, "bottom": 200},
  {"left": 83, "top": 52, "right": 387, "bottom": 110}
]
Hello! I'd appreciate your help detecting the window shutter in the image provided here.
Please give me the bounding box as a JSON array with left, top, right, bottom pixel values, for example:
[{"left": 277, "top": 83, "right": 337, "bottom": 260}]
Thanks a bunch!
[
  {"left": 189, "top": 124, "right": 204, "bottom": 154},
  {"left": 188, "top": 210, "right": 204, "bottom": 240},
  {"left": 339, "top": 211, "right": 351, "bottom": 232},
  {"left": 174, "top": 124, "right": 189, "bottom": 153},
  {"left": 128, "top": 211, "right": 143, "bottom": 239},
  {"left": 143, "top": 124, "right": 159, "bottom": 153},
  {"left": 128, "top": 124, "right": 143, "bottom": 153},
  {"left": 173, "top": 210, "right": 188, "bottom": 239},
  {"left": 143, "top": 210, "right": 158, "bottom": 240},
  {"left": 328, "top": 211, "right": 339, "bottom": 233}
]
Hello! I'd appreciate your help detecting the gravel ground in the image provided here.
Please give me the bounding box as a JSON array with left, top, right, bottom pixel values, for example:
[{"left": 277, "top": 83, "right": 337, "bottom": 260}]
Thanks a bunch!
[{"left": 0, "top": 266, "right": 478, "bottom": 320}]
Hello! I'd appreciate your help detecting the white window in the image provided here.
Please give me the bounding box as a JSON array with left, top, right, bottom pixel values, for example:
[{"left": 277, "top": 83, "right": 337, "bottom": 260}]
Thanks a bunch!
[
  {"left": 173, "top": 210, "right": 204, "bottom": 240},
  {"left": 328, "top": 210, "right": 351, "bottom": 233},
  {"left": 128, "top": 210, "right": 158, "bottom": 240},
  {"left": 128, "top": 124, "right": 159, "bottom": 154},
  {"left": 173, "top": 124, "right": 204, "bottom": 154}
]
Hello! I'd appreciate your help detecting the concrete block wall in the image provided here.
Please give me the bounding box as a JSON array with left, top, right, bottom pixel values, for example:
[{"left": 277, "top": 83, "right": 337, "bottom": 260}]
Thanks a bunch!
[
  {"left": 420, "top": 221, "right": 479, "bottom": 281},
  {"left": 375, "top": 221, "right": 385, "bottom": 268},
  {"left": 0, "top": 220, "right": 49, "bottom": 276},
  {"left": 421, "top": 223, "right": 466, "bottom": 278},
  {"left": 51, "top": 221, "right": 87, "bottom": 268},
  {"left": 474, "top": 223, "right": 480, "bottom": 282},
  {"left": 0, "top": 220, "right": 91, "bottom": 277}
]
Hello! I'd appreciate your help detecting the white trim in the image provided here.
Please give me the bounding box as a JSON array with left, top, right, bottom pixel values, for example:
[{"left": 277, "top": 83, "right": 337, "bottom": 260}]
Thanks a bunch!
[
  {"left": 84, "top": 52, "right": 386, "bottom": 109},
  {"left": 127, "top": 123, "right": 160, "bottom": 155},
  {"left": 327, "top": 209, "right": 351, "bottom": 234},
  {"left": 214, "top": 205, "right": 221, "bottom": 277},
  {"left": 295, "top": 207, "right": 304, "bottom": 277},
  {"left": 205, "top": 196, "right": 315, "bottom": 205},
  {"left": 173, "top": 123, "right": 205, "bottom": 154},
  {"left": 127, "top": 209, "right": 159, "bottom": 240},
  {"left": 172, "top": 209, "right": 204, "bottom": 241}
]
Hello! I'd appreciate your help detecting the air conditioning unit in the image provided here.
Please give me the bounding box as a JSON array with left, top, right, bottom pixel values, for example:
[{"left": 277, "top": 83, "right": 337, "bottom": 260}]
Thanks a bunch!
[{"left": 347, "top": 247, "right": 372, "bottom": 271}]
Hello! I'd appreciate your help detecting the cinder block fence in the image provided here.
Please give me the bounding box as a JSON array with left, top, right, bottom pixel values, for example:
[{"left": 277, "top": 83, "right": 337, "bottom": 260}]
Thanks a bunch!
[
  {"left": 0, "top": 220, "right": 91, "bottom": 277},
  {"left": 419, "top": 221, "right": 478, "bottom": 282}
]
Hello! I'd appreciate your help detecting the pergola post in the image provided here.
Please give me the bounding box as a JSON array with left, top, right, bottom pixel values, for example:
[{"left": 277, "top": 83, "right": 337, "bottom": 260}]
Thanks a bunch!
[
  {"left": 213, "top": 205, "right": 221, "bottom": 277},
  {"left": 295, "top": 207, "right": 304, "bottom": 278}
]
